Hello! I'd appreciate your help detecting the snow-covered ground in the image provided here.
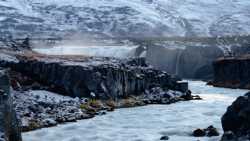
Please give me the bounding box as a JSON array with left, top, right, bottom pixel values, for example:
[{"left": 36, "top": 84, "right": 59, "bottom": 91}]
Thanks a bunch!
[
  {"left": 33, "top": 45, "right": 138, "bottom": 58},
  {"left": 22, "top": 81, "right": 248, "bottom": 141},
  {"left": 1, "top": 0, "right": 250, "bottom": 37}
]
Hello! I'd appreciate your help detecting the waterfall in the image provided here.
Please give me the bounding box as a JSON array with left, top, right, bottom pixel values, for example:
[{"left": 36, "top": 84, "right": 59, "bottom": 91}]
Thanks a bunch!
[
  {"left": 175, "top": 50, "right": 183, "bottom": 76},
  {"left": 33, "top": 45, "right": 138, "bottom": 58}
]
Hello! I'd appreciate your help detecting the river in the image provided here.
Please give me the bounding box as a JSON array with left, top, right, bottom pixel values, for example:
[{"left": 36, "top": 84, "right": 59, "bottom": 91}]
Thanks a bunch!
[{"left": 22, "top": 81, "right": 248, "bottom": 141}]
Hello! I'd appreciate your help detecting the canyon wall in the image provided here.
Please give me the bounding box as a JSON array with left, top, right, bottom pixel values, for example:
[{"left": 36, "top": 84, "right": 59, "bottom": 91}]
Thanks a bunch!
[
  {"left": 146, "top": 45, "right": 223, "bottom": 80},
  {"left": 212, "top": 56, "right": 250, "bottom": 89}
]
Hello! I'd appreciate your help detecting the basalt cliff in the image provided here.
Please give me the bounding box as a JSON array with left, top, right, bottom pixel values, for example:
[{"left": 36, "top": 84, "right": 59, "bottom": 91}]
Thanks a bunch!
[{"left": 211, "top": 55, "right": 250, "bottom": 89}]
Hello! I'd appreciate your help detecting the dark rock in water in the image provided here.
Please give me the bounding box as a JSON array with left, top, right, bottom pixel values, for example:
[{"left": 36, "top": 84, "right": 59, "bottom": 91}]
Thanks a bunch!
[
  {"left": 206, "top": 125, "right": 220, "bottom": 137},
  {"left": 193, "top": 126, "right": 219, "bottom": 137},
  {"left": 221, "top": 92, "right": 250, "bottom": 140},
  {"left": 160, "top": 135, "right": 169, "bottom": 140},
  {"left": 193, "top": 129, "right": 206, "bottom": 137}
]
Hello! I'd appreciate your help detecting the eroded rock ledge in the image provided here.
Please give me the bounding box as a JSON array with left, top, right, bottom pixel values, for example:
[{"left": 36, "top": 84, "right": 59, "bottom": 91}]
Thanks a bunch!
[{"left": 0, "top": 51, "right": 189, "bottom": 99}]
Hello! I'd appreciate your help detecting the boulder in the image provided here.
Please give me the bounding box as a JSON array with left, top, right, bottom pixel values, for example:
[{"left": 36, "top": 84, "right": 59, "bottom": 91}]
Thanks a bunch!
[
  {"left": 221, "top": 92, "right": 250, "bottom": 140},
  {"left": 160, "top": 135, "right": 169, "bottom": 140},
  {"left": 193, "top": 129, "right": 206, "bottom": 137},
  {"left": 206, "top": 125, "right": 220, "bottom": 137},
  {"left": 193, "top": 126, "right": 219, "bottom": 137}
]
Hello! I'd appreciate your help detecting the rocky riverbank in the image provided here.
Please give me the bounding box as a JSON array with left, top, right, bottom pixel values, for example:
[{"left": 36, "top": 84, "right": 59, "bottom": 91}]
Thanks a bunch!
[
  {"left": 210, "top": 55, "right": 250, "bottom": 89},
  {"left": 14, "top": 87, "right": 199, "bottom": 132},
  {"left": 0, "top": 48, "right": 200, "bottom": 132}
]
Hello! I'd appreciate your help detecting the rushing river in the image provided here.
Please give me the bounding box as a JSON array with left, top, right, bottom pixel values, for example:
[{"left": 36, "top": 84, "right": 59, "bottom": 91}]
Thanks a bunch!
[{"left": 22, "top": 81, "right": 248, "bottom": 141}]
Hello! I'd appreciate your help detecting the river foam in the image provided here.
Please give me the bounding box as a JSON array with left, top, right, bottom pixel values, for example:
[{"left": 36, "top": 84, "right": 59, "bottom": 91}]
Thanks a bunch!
[{"left": 22, "top": 81, "right": 248, "bottom": 141}]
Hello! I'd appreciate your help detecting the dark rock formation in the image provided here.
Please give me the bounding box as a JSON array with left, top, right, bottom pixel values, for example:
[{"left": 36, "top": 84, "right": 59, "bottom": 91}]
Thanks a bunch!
[
  {"left": 192, "top": 125, "right": 219, "bottom": 137},
  {"left": 221, "top": 92, "right": 250, "bottom": 140},
  {"left": 193, "top": 129, "right": 206, "bottom": 137},
  {"left": 221, "top": 131, "right": 237, "bottom": 141},
  {"left": 0, "top": 69, "right": 22, "bottom": 141},
  {"left": 0, "top": 54, "right": 188, "bottom": 99},
  {"left": 160, "top": 135, "right": 169, "bottom": 140},
  {"left": 146, "top": 45, "right": 223, "bottom": 80},
  {"left": 211, "top": 56, "right": 250, "bottom": 89}
]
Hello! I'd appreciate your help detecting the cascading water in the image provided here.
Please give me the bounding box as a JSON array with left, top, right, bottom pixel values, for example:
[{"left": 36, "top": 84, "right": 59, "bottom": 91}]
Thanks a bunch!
[
  {"left": 33, "top": 45, "right": 139, "bottom": 58},
  {"left": 174, "top": 50, "right": 183, "bottom": 76}
]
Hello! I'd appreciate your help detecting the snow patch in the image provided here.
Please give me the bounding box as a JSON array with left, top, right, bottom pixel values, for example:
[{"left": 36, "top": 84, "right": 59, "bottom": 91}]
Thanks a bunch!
[{"left": 0, "top": 53, "right": 19, "bottom": 63}]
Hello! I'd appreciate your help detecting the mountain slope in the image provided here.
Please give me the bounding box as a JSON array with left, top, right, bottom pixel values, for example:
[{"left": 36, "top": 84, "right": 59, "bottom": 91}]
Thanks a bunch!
[{"left": 1, "top": 0, "right": 250, "bottom": 38}]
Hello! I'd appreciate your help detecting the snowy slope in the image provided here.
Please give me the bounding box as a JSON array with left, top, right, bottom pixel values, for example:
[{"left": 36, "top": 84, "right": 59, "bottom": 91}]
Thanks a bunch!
[{"left": 1, "top": 0, "right": 250, "bottom": 38}]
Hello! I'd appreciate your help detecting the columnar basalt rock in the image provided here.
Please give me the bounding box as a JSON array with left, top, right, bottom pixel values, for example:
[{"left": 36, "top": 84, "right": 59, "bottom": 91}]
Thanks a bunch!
[
  {"left": 0, "top": 69, "right": 22, "bottom": 141},
  {"left": 211, "top": 56, "right": 250, "bottom": 89},
  {"left": 0, "top": 55, "right": 188, "bottom": 99}
]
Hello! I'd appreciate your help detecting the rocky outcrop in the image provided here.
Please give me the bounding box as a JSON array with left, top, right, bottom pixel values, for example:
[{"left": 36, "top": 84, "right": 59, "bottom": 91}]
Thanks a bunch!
[
  {"left": 211, "top": 56, "right": 250, "bottom": 89},
  {"left": 0, "top": 69, "right": 22, "bottom": 141},
  {"left": 0, "top": 52, "right": 189, "bottom": 99},
  {"left": 221, "top": 92, "right": 250, "bottom": 141},
  {"left": 146, "top": 45, "right": 223, "bottom": 80}
]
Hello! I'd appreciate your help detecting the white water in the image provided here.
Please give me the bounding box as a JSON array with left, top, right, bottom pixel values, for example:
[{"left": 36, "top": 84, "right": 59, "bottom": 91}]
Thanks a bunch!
[
  {"left": 22, "top": 81, "right": 248, "bottom": 141},
  {"left": 33, "top": 45, "right": 138, "bottom": 58}
]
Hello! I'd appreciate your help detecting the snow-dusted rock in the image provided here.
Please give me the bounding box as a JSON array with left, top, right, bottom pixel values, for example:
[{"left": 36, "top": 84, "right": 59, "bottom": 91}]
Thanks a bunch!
[
  {"left": 1, "top": 0, "right": 250, "bottom": 38},
  {"left": 13, "top": 90, "right": 93, "bottom": 131}
]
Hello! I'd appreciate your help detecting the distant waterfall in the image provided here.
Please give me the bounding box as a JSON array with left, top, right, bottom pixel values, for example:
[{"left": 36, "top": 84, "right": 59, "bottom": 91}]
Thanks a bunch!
[
  {"left": 175, "top": 50, "right": 183, "bottom": 76},
  {"left": 33, "top": 45, "right": 138, "bottom": 58}
]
